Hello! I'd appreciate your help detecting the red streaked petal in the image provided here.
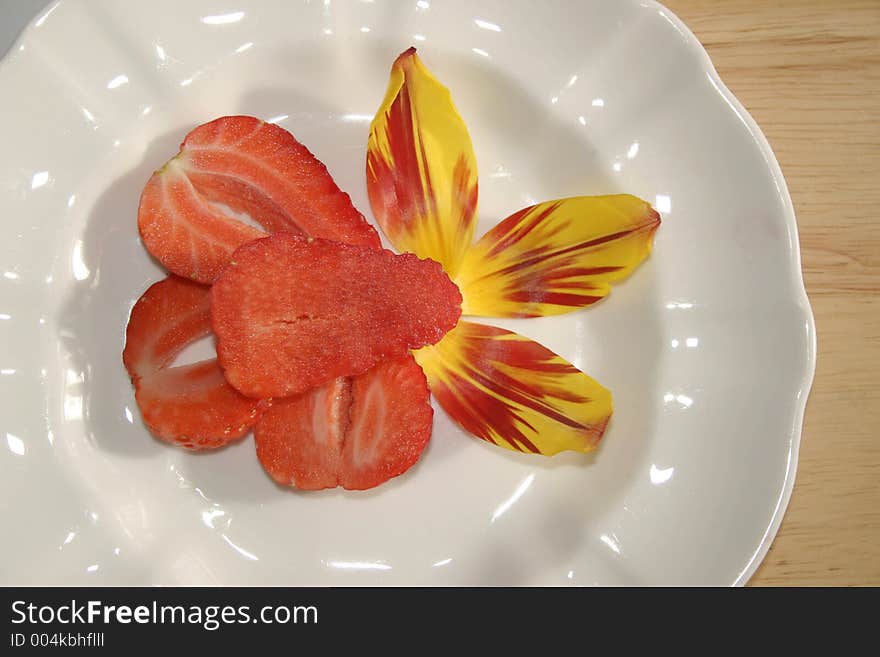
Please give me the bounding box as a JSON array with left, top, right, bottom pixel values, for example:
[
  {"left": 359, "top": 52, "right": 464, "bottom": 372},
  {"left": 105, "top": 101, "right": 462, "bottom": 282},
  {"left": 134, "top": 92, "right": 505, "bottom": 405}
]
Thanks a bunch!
[
  {"left": 457, "top": 195, "right": 660, "bottom": 317},
  {"left": 367, "top": 47, "right": 478, "bottom": 277},
  {"left": 414, "top": 321, "right": 612, "bottom": 455}
]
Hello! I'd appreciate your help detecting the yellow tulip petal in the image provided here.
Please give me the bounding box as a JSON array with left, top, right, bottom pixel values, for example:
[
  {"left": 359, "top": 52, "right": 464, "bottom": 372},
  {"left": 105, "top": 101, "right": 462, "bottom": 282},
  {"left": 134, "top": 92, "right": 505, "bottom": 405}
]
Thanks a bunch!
[
  {"left": 415, "top": 321, "right": 612, "bottom": 456},
  {"left": 457, "top": 195, "right": 660, "bottom": 317},
  {"left": 367, "top": 47, "right": 479, "bottom": 277}
]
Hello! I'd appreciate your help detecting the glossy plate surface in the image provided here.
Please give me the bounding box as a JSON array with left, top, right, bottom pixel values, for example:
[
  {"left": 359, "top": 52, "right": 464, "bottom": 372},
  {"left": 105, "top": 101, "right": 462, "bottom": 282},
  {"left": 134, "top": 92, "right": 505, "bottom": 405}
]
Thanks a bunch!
[{"left": 0, "top": 0, "right": 815, "bottom": 585}]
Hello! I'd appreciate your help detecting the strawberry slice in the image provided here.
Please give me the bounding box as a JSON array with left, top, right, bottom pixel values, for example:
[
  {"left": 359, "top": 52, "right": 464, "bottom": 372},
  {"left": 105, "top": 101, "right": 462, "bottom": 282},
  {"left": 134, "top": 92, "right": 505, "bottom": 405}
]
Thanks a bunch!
[
  {"left": 123, "top": 276, "right": 263, "bottom": 449},
  {"left": 253, "top": 356, "right": 432, "bottom": 491},
  {"left": 135, "top": 362, "right": 262, "bottom": 450},
  {"left": 123, "top": 273, "right": 212, "bottom": 379},
  {"left": 254, "top": 378, "right": 351, "bottom": 490},
  {"left": 137, "top": 115, "right": 380, "bottom": 284},
  {"left": 211, "top": 233, "right": 462, "bottom": 399},
  {"left": 137, "top": 162, "right": 266, "bottom": 284},
  {"left": 339, "top": 356, "right": 433, "bottom": 490}
]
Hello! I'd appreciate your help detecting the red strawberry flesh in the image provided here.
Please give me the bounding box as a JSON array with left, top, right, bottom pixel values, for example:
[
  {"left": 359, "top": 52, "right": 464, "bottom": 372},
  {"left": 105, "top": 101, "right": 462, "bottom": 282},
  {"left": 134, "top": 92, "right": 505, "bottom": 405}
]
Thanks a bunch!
[
  {"left": 211, "top": 233, "right": 462, "bottom": 399},
  {"left": 123, "top": 274, "right": 212, "bottom": 379},
  {"left": 255, "top": 377, "right": 351, "bottom": 490},
  {"left": 253, "top": 356, "right": 432, "bottom": 490},
  {"left": 122, "top": 276, "right": 263, "bottom": 449},
  {"left": 339, "top": 356, "right": 433, "bottom": 490},
  {"left": 137, "top": 115, "right": 380, "bottom": 284}
]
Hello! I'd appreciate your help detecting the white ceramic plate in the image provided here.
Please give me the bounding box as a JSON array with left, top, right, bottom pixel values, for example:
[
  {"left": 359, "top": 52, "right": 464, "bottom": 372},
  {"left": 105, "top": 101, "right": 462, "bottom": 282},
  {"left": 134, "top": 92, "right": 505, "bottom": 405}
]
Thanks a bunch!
[{"left": 0, "top": 0, "right": 815, "bottom": 585}]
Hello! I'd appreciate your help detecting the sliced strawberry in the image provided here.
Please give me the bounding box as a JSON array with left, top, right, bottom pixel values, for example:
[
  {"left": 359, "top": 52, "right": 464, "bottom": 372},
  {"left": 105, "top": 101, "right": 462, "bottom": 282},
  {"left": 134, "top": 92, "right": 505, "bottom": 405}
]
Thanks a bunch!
[
  {"left": 339, "top": 355, "right": 433, "bottom": 490},
  {"left": 211, "top": 234, "right": 462, "bottom": 399},
  {"left": 254, "top": 377, "right": 351, "bottom": 490},
  {"left": 183, "top": 117, "right": 380, "bottom": 247},
  {"left": 136, "top": 361, "right": 262, "bottom": 449},
  {"left": 138, "top": 115, "right": 381, "bottom": 284},
  {"left": 137, "top": 161, "right": 267, "bottom": 284},
  {"left": 123, "top": 274, "right": 212, "bottom": 379},
  {"left": 123, "top": 276, "right": 263, "bottom": 449},
  {"left": 253, "top": 356, "right": 432, "bottom": 491}
]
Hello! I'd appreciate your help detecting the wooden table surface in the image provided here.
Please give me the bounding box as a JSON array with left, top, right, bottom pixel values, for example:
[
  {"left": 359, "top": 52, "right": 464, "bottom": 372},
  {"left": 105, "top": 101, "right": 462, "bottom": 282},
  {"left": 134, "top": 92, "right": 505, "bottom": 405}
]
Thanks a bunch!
[{"left": 662, "top": 0, "right": 879, "bottom": 586}]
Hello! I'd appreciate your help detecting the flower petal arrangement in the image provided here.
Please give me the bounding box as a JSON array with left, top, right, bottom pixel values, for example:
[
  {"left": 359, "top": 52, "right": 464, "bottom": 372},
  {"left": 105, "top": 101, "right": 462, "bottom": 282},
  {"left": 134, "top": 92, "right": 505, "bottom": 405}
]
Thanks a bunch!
[
  {"left": 122, "top": 47, "right": 660, "bottom": 491},
  {"left": 367, "top": 48, "right": 660, "bottom": 456}
]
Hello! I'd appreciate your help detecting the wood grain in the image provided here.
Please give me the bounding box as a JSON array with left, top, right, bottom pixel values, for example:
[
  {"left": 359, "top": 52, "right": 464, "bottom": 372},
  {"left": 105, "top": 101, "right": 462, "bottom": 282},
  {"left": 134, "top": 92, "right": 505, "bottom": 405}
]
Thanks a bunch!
[{"left": 663, "top": 0, "right": 880, "bottom": 585}]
